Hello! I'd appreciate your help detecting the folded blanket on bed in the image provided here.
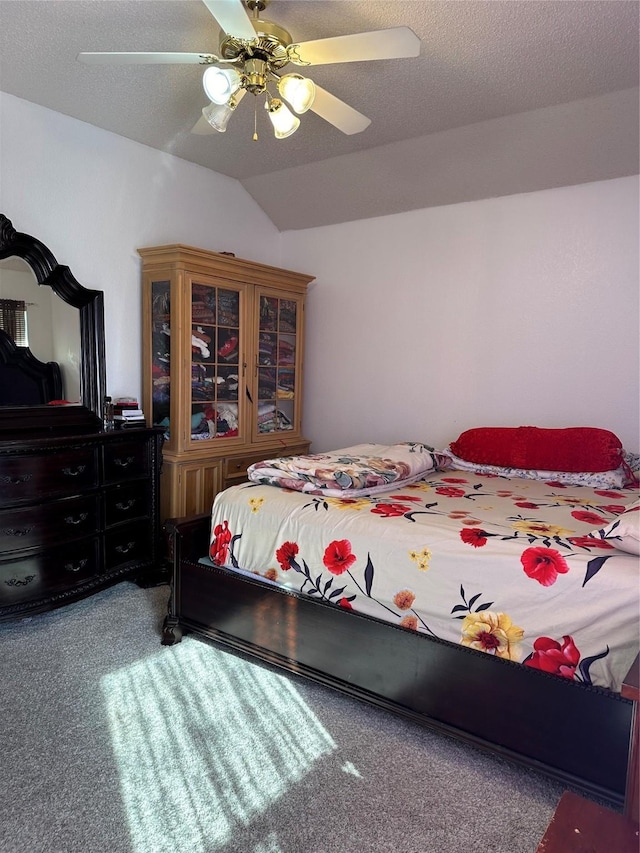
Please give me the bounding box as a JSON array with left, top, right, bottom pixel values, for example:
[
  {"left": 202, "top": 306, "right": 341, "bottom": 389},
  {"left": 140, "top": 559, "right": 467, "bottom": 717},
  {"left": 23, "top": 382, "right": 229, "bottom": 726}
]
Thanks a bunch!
[{"left": 247, "top": 442, "right": 450, "bottom": 497}]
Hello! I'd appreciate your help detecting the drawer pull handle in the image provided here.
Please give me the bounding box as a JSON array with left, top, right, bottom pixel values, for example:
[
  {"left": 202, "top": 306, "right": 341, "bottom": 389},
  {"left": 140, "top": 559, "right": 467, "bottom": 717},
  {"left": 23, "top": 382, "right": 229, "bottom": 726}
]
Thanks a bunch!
[
  {"left": 5, "top": 575, "right": 35, "bottom": 587},
  {"left": 64, "top": 558, "right": 88, "bottom": 573},
  {"left": 62, "top": 465, "right": 87, "bottom": 477},
  {"left": 1, "top": 474, "right": 32, "bottom": 485},
  {"left": 114, "top": 456, "right": 135, "bottom": 469},
  {"left": 64, "top": 513, "right": 89, "bottom": 526},
  {"left": 115, "top": 499, "right": 136, "bottom": 511},
  {"left": 3, "top": 527, "right": 33, "bottom": 537},
  {"left": 115, "top": 541, "right": 136, "bottom": 555}
]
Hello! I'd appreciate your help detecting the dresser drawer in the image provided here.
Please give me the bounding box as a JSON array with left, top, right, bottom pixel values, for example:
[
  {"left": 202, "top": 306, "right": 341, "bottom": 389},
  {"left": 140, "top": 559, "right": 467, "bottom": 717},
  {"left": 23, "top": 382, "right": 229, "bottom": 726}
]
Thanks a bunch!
[
  {"left": 105, "top": 482, "right": 149, "bottom": 527},
  {"left": 0, "top": 495, "right": 100, "bottom": 553},
  {"left": 0, "top": 447, "right": 98, "bottom": 506},
  {"left": 223, "top": 443, "right": 310, "bottom": 486},
  {"left": 0, "top": 538, "right": 100, "bottom": 605},
  {"left": 224, "top": 453, "right": 266, "bottom": 478},
  {"left": 105, "top": 521, "right": 151, "bottom": 568},
  {"left": 103, "top": 439, "right": 150, "bottom": 483}
]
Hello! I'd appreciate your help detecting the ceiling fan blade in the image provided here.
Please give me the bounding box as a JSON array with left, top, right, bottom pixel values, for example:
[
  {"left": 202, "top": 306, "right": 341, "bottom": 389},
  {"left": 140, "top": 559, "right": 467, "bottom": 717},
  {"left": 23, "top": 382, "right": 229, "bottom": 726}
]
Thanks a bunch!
[
  {"left": 310, "top": 85, "right": 371, "bottom": 135},
  {"left": 78, "top": 52, "right": 218, "bottom": 65},
  {"left": 201, "top": 0, "right": 256, "bottom": 40},
  {"left": 290, "top": 27, "right": 421, "bottom": 66}
]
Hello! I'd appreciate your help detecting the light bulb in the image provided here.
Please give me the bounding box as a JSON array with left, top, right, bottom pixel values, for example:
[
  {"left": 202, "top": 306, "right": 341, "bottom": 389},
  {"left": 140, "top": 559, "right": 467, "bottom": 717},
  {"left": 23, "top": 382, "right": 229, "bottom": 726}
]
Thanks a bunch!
[
  {"left": 278, "top": 74, "right": 316, "bottom": 114},
  {"left": 202, "top": 66, "right": 241, "bottom": 105},
  {"left": 265, "top": 98, "right": 300, "bottom": 139}
]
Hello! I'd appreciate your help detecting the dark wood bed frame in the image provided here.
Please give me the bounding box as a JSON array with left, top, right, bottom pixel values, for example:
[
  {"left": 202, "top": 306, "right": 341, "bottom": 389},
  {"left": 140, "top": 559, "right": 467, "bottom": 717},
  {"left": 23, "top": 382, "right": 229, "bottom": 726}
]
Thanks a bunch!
[
  {"left": 162, "top": 513, "right": 639, "bottom": 821},
  {"left": 0, "top": 328, "right": 63, "bottom": 406}
]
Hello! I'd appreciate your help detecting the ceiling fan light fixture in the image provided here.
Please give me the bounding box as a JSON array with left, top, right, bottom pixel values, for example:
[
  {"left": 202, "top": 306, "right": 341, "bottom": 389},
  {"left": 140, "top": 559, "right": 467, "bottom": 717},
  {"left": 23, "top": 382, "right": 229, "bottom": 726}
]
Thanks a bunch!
[
  {"left": 202, "top": 88, "right": 246, "bottom": 133},
  {"left": 202, "top": 65, "right": 242, "bottom": 105},
  {"left": 265, "top": 97, "right": 300, "bottom": 139},
  {"left": 202, "top": 101, "right": 233, "bottom": 133},
  {"left": 277, "top": 73, "right": 316, "bottom": 114}
]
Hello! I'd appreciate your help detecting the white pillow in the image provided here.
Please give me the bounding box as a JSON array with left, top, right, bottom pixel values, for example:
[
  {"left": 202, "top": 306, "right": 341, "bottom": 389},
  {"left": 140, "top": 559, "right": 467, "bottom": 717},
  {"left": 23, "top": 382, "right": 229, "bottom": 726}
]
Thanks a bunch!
[
  {"left": 590, "top": 500, "right": 640, "bottom": 555},
  {"left": 445, "top": 448, "right": 630, "bottom": 489}
]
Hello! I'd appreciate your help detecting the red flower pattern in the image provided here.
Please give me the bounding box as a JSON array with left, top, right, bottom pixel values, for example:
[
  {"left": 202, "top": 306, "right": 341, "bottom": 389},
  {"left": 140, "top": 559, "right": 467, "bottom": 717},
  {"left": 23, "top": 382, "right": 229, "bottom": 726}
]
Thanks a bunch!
[
  {"left": 275, "top": 541, "right": 299, "bottom": 571},
  {"left": 567, "top": 535, "right": 615, "bottom": 549},
  {"left": 210, "top": 520, "right": 232, "bottom": 565},
  {"left": 597, "top": 504, "right": 626, "bottom": 515},
  {"left": 436, "top": 486, "right": 466, "bottom": 498},
  {"left": 460, "top": 528, "right": 489, "bottom": 547},
  {"left": 371, "top": 503, "right": 410, "bottom": 517},
  {"left": 524, "top": 635, "right": 580, "bottom": 678},
  {"left": 323, "top": 539, "right": 357, "bottom": 575},
  {"left": 571, "top": 510, "right": 608, "bottom": 525},
  {"left": 520, "top": 546, "right": 569, "bottom": 586}
]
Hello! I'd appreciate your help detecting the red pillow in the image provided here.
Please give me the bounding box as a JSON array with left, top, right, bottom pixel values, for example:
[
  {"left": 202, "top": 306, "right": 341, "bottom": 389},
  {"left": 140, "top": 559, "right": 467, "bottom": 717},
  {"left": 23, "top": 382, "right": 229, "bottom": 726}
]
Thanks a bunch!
[{"left": 449, "top": 426, "right": 623, "bottom": 473}]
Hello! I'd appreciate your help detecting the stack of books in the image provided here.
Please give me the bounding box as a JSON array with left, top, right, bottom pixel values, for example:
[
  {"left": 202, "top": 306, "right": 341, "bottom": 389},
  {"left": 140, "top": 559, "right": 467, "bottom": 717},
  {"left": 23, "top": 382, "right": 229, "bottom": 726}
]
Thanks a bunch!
[{"left": 113, "top": 397, "right": 146, "bottom": 428}]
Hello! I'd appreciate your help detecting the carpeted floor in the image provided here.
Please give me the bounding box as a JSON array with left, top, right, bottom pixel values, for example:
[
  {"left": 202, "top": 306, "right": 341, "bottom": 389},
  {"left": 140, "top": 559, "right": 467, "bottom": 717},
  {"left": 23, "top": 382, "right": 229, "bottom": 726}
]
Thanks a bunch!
[{"left": 0, "top": 581, "right": 567, "bottom": 853}]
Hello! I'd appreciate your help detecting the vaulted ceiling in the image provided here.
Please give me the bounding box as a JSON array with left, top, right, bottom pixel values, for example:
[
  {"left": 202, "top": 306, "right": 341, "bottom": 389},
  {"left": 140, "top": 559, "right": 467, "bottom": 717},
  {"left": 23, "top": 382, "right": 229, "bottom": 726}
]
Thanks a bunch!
[{"left": 1, "top": 1, "right": 638, "bottom": 230}]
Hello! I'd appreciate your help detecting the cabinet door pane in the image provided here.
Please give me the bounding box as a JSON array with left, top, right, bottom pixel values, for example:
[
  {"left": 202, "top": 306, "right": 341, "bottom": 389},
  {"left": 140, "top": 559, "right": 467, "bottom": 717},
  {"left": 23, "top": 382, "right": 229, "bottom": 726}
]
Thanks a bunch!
[
  {"left": 255, "top": 293, "right": 301, "bottom": 437},
  {"left": 190, "top": 283, "right": 241, "bottom": 443},
  {"left": 150, "top": 280, "right": 171, "bottom": 431}
]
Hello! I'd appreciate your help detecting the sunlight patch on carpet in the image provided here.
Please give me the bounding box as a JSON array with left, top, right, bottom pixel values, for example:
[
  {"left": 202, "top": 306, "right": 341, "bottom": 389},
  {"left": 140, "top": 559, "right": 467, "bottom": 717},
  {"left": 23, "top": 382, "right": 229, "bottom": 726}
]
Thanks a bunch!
[{"left": 101, "top": 637, "right": 336, "bottom": 853}]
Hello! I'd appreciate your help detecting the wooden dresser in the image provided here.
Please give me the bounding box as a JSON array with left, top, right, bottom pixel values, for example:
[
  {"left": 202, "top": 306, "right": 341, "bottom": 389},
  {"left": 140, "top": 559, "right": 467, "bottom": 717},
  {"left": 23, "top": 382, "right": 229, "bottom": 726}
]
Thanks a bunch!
[{"left": 0, "top": 427, "right": 164, "bottom": 621}]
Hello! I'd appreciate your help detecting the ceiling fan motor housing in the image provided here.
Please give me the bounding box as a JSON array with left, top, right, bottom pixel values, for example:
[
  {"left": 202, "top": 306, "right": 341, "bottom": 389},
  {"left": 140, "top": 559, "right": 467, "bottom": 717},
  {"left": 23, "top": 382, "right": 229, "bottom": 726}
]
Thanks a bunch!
[{"left": 220, "top": 18, "right": 293, "bottom": 75}]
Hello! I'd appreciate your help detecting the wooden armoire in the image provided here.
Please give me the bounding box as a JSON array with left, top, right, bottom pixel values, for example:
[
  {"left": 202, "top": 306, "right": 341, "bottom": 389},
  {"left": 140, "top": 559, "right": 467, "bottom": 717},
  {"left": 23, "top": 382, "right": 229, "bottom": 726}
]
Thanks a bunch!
[{"left": 139, "top": 244, "right": 314, "bottom": 521}]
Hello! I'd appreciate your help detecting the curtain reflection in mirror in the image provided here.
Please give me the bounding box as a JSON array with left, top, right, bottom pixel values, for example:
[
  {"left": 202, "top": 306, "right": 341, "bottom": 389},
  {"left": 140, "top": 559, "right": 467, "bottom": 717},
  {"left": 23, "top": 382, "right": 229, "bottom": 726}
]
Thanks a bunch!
[{"left": 0, "top": 298, "right": 27, "bottom": 345}]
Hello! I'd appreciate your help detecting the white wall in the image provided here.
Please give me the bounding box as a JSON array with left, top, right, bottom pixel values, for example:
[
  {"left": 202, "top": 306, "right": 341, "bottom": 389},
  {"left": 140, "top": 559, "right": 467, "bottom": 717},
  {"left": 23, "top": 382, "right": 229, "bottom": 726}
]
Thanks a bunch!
[
  {"left": 0, "top": 93, "right": 281, "bottom": 402},
  {"left": 282, "top": 176, "right": 640, "bottom": 452},
  {"left": 3, "top": 94, "right": 638, "bottom": 454}
]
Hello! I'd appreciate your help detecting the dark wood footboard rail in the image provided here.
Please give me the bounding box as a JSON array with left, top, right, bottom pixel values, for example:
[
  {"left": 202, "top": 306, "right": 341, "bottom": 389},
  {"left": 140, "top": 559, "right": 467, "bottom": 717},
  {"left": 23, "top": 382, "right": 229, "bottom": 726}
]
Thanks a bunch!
[
  {"left": 162, "top": 514, "right": 640, "bottom": 814},
  {"left": 622, "top": 653, "right": 639, "bottom": 823}
]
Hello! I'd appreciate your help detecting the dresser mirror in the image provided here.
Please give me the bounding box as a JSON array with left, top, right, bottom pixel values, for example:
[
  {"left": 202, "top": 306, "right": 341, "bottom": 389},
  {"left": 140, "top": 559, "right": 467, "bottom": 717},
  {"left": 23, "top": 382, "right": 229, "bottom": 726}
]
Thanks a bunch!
[{"left": 0, "top": 214, "right": 105, "bottom": 433}]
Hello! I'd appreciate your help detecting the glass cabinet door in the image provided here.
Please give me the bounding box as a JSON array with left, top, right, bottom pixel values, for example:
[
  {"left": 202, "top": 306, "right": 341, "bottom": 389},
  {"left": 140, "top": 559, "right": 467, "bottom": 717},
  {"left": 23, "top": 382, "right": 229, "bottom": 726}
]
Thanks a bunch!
[
  {"left": 148, "top": 276, "right": 245, "bottom": 448},
  {"left": 254, "top": 291, "right": 302, "bottom": 440},
  {"left": 189, "top": 279, "right": 243, "bottom": 446},
  {"left": 149, "top": 279, "right": 171, "bottom": 433}
]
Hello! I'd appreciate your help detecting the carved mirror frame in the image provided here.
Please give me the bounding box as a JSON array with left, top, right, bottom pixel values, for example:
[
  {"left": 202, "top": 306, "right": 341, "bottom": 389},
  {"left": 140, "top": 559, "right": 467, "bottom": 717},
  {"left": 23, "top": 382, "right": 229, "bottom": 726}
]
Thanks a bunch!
[{"left": 0, "top": 214, "right": 105, "bottom": 433}]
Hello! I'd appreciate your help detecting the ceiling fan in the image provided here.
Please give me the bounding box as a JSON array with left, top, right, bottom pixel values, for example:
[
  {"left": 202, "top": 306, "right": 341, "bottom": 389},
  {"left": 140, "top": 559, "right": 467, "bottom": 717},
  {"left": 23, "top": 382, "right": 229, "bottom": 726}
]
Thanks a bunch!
[{"left": 78, "top": 0, "right": 421, "bottom": 140}]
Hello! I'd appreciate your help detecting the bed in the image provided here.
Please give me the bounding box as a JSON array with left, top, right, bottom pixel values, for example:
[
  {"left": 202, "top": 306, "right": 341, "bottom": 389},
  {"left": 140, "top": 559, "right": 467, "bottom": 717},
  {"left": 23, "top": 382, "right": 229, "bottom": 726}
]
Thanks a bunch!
[
  {"left": 161, "top": 431, "right": 640, "bottom": 817},
  {"left": 0, "top": 327, "right": 62, "bottom": 405}
]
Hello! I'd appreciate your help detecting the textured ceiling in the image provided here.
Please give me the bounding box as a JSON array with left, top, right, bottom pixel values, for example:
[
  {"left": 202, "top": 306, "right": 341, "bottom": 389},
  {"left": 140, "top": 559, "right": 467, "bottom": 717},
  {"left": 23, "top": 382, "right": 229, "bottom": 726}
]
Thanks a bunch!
[{"left": 1, "top": 1, "right": 638, "bottom": 229}]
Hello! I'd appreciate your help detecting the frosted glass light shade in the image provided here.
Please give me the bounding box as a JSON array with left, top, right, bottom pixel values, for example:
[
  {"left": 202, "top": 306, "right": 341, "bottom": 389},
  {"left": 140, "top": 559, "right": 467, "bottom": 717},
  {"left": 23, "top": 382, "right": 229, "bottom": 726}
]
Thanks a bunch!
[
  {"left": 265, "top": 98, "right": 300, "bottom": 139},
  {"left": 277, "top": 74, "right": 316, "bottom": 114},
  {"left": 202, "top": 101, "right": 234, "bottom": 132},
  {"left": 202, "top": 88, "right": 246, "bottom": 133},
  {"left": 203, "top": 66, "right": 241, "bottom": 105}
]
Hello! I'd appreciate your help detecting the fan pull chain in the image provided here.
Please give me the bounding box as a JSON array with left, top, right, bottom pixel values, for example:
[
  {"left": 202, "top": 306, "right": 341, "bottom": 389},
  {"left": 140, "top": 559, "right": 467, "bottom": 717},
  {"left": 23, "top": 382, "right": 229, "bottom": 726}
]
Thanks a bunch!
[{"left": 253, "top": 99, "right": 258, "bottom": 141}]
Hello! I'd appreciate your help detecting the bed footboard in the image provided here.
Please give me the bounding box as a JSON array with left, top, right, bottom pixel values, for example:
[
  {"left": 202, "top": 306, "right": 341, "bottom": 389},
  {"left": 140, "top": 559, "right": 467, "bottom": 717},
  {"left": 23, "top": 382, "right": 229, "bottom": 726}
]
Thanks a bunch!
[
  {"left": 622, "top": 653, "right": 639, "bottom": 822},
  {"left": 161, "top": 513, "right": 210, "bottom": 645},
  {"left": 162, "top": 514, "right": 638, "bottom": 814}
]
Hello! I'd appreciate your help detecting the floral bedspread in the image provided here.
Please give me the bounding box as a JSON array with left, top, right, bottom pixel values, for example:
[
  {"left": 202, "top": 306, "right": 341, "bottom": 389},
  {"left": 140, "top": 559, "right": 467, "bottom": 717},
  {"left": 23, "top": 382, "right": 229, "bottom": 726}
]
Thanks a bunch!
[
  {"left": 209, "top": 471, "right": 640, "bottom": 692},
  {"left": 247, "top": 442, "right": 449, "bottom": 497}
]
